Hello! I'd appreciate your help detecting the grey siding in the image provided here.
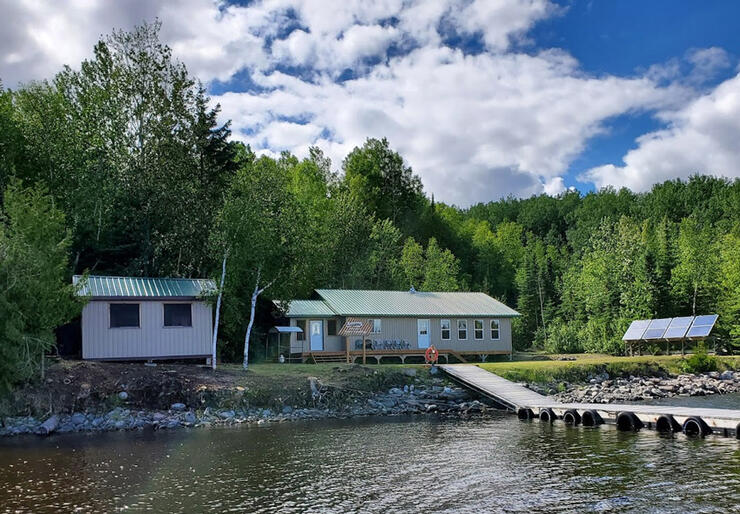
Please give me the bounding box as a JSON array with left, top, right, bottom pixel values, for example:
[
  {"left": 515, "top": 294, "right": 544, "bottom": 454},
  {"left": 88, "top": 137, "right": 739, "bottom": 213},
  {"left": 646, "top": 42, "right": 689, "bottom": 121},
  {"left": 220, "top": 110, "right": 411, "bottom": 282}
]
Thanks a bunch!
[
  {"left": 82, "top": 300, "right": 212, "bottom": 359},
  {"left": 289, "top": 317, "right": 345, "bottom": 353},
  {"left": 289, "top": 316, "right": 512, "bottom": 353}
]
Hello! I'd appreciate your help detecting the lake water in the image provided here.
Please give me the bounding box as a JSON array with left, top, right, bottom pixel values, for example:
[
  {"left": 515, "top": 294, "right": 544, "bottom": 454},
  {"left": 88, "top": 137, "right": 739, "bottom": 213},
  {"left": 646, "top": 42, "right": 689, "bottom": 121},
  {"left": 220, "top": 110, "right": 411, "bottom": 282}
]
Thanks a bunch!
[{"left": 1, "top": 404, "right": 739, "bottom": 512}]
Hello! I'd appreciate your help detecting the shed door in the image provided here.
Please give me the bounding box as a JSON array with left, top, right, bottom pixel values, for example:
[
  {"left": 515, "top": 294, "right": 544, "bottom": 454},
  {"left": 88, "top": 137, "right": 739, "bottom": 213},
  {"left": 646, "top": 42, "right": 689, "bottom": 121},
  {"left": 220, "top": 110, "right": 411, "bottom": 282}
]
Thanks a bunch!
[
  {"left": 417, "top": 319, "right": 430, "bottom": 349},
  {"left": 310, "top": 320, "right": 324, "bottom": 351}
]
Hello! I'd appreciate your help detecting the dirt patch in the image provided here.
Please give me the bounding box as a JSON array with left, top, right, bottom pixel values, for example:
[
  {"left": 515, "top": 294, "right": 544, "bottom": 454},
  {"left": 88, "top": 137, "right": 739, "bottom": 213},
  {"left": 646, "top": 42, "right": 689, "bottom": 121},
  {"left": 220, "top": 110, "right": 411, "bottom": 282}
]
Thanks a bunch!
[{"left": 0, "top": 360, "right": 423, "bottom": 417}]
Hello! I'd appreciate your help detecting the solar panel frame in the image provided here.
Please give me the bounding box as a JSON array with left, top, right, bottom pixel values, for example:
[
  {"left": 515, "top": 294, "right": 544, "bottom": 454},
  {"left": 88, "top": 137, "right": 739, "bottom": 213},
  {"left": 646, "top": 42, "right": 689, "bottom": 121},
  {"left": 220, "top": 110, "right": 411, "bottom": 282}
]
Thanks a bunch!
[
  {"left": 686, "top": 314, "right": 718, "bottom": 339},
  {"left": 642, "top": 318, "right": 671, "bottom": 340},
  {"left": 622, "top": 319, "right": 651, "bottom": 341},
  {"left": 662, "top": 316, "right": 695, "bottom": 340}
]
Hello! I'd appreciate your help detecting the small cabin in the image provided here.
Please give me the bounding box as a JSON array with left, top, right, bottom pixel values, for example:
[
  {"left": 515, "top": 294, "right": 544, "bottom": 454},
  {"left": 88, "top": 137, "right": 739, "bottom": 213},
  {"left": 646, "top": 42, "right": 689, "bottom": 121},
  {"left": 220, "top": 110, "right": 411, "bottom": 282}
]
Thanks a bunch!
[
  {"left": 282, "top": 289, "right": 521, "bottom": 363},
  {"left": 74, "top": 275, "right": 215, "bottom": 361}
]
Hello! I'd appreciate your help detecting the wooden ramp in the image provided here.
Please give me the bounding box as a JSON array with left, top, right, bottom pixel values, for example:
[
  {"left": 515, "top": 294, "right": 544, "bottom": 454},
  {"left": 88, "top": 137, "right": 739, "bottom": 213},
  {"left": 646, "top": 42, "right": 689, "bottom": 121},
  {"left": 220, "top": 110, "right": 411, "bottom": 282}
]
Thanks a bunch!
[
  {"left": 439, "top": 364, "right": 740, "bottom": 437},
  {"left": 439, "top": 364, "right": 549, "bottom": 410}
]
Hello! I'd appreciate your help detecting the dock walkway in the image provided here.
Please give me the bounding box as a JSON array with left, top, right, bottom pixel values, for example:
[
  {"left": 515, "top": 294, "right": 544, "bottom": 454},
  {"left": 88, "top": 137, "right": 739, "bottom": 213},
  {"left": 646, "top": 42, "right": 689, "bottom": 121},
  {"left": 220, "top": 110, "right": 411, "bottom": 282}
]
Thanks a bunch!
[{"left": 439, "top": 364, "right": 740, "bottom": 437}]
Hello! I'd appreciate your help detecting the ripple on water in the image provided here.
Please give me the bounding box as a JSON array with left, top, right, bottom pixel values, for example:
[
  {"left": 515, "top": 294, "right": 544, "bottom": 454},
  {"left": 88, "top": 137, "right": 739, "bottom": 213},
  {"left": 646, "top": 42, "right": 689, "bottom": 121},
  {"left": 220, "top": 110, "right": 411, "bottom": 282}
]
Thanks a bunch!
[{"left": 0, "top": 413, "right": 738, "bottom": 513}]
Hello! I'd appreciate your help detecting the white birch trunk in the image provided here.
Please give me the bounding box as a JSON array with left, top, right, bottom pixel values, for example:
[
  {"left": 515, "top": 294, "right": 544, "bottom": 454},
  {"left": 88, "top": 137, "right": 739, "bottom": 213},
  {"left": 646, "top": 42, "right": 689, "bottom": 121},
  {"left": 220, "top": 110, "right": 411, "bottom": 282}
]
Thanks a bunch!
[
  {"left": 211, "top": 251, "right": 228, "bottom": 370},
  {"left": 243, "top": 268, "right": 275, "bottom": 371}
]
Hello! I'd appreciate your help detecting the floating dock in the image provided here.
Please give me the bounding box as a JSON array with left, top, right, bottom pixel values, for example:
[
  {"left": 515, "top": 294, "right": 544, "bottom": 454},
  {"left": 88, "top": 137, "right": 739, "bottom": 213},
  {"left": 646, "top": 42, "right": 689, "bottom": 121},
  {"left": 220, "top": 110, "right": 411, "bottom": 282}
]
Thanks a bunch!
[{"left": 440, "top": 364, "right": 740, "bottom": 438}]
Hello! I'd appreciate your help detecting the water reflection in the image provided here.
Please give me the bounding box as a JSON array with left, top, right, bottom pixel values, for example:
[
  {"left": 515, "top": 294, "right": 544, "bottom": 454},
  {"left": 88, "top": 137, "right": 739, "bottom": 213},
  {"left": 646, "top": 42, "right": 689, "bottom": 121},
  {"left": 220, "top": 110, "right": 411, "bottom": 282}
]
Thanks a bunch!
[{"left": 0, "top": 413, "right": 738, "bottom": 512}]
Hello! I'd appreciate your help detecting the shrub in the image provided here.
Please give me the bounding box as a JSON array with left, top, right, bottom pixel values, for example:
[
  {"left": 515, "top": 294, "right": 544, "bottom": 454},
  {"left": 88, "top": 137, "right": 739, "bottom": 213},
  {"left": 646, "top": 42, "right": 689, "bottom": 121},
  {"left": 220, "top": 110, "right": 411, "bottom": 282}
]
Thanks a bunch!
[
  {"left": 681, "top": 344, "right": 718, "bottom": 374},
  {"left": 544, "top": 319, "right": 584, "bottom": 354}
]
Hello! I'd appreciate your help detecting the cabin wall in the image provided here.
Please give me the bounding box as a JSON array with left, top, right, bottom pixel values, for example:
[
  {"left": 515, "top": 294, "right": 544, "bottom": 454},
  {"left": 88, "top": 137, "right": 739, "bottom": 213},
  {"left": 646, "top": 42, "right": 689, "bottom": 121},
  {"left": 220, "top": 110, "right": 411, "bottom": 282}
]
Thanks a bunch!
[
  {"left": 289, "top": 316, "right": 512, "bottom": 353},
  {"left": 82, "top": 300, "right": 212, "bottom": 360}
]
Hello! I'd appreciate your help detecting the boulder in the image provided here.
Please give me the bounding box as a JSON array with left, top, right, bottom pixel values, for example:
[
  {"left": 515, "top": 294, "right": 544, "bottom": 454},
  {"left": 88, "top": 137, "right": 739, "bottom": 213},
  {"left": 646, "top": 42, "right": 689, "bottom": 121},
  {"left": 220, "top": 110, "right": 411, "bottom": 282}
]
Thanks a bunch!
[
  {"left": 38, "top": 415, "right": 59, "bottom": 435},
  {"left": 170, "top": 403, "right": 186, "bottom": 412}
]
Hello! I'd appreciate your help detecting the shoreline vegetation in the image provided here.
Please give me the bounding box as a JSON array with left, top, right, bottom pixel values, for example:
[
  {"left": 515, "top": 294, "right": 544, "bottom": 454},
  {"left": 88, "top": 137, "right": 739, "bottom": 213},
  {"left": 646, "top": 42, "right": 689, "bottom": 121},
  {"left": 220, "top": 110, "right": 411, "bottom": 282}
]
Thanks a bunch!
[{"left": 1, "top": 354, "right": 738, "bottom": 437}]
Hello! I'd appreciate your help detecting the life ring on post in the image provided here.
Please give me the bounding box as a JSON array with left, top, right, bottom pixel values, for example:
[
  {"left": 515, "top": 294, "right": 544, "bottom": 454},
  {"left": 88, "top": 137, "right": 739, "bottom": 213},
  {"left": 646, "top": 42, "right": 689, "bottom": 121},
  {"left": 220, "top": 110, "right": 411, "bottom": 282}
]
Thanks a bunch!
[{"left": 425, "top": 345, "right": 439, "bottom": 364}]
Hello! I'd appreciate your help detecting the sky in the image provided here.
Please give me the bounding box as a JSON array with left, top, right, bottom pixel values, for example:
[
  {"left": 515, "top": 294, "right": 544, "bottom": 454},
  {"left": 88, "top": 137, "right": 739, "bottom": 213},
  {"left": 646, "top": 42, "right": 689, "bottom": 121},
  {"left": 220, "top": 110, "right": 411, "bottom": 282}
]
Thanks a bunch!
[{"left": 1, "top": 0, "right": 739, "bottom": 206}]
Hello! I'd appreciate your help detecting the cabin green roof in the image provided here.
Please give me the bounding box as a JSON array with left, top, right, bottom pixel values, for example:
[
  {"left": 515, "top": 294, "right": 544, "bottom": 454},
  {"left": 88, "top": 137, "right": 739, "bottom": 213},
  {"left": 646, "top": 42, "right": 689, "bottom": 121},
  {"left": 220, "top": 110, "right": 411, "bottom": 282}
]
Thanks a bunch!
[
  {"left": 283, "top": 300, "right": 336, "bottom": 317},
  {"left": 285, "top": 289, "right": 520, "bottom": 318},
  {"left": 73, "top": 275, "right": 216, "bottom": 299}
]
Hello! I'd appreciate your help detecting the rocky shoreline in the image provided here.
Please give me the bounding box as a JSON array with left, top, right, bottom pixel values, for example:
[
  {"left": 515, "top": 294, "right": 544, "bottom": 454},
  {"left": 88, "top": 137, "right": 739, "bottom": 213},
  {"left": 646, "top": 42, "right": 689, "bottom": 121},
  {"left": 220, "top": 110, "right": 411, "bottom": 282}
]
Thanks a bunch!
[
  {"left": 0, "top": 382, "right": 488, "bottom": 437},
  {"left": 541, "top": 370, "right": 740, "bottom": 404}
]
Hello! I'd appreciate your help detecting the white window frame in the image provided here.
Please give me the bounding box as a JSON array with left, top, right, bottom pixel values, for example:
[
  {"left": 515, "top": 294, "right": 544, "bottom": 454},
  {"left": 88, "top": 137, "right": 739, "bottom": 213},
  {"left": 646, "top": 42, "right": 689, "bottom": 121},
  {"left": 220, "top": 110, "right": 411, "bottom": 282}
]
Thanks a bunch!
[
  {"left": 440, "top": 319, "right": 451, "bottom": 340},
  {"left": 371, "top": 319, "right": 382, "bottom": 334},
  {"left": 490, "top": 319, "right": 500, "bottom": 340},
  {"left": 474, "top": 319, "right": 484, "bottom": 340},
  {"left": 457, "top": 319, "right": 467, "bottom": 340}
]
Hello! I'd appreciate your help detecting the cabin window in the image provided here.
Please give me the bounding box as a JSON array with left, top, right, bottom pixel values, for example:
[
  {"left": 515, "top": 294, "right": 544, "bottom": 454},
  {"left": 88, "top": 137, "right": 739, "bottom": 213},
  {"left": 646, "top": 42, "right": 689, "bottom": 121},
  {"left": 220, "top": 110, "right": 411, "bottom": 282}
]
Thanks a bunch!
[
  {"left": 441, "top": 319, "right": 451, "bottom": 340},
  {"left": 327, "top": 319, "right": 337, "bottom": 336},
  {"left": 110, "top": 303, "right": 139, "bottom": 328},
  {"left": 491, "top": 320, "right": 500, "bottom": 340},
  {"left": 474, "top": 320, "right": 484, "bottom": 340},
  {"left": 457, "top": 320, "right": 467, "bottom": 340},
  {"left": 370, "top": 319, "right": 382, "bottom": 334},
  {"left": 164, "top": 303, "right": 192, "bottom": 327},
  {"left": 296, "top": 320, "right": 306, "bottom": 340}
]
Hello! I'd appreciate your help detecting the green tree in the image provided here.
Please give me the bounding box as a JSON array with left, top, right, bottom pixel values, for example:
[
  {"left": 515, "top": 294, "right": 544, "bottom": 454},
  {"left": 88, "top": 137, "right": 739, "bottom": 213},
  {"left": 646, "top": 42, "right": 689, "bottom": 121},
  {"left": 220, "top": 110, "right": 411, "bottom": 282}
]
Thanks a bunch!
[
  {"left": 343, "top": 137, "right": 424, "bottom": 227},
  {"left": 671, "top": 218, "right": 719, "bottom": 316},
  {"left": 216, "top": 156, "right": 307, "bottom": 369},
  {"left": 717, "top": 228, "right": 740, "bottom": 350},
  {"left": 400, "top": 237, "right": 424, "bottom": 289},
  {"left": 423, "top": 237, "right": 461, "bottom": 291},
  {"left": 0, "top": 182, "right": 82, "bottom": 390}
]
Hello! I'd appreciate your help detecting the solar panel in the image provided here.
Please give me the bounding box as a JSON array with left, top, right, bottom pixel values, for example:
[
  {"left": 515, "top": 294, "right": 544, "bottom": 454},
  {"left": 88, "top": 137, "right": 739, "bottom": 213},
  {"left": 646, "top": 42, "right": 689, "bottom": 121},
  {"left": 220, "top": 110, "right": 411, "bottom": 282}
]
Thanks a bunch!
[
  {"left": 663, "top": 316, "right": 695, "bottom": 340},
  {"left": 692, "top": 314, "right": 718, "bottom": 326},
  {"left": 622, "top": 319, "right": 650, "bottom": 341},
  {"left": 642, "top": 318, "right": 671, "bottom": 340},
  {"left": 686, "top": 314, "right": 718, "bottom": 339}
]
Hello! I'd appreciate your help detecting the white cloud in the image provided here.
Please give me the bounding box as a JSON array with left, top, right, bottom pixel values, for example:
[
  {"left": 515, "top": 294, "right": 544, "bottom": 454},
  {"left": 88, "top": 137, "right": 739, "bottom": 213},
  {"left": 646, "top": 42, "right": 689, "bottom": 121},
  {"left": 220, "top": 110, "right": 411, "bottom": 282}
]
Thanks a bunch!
[
  {"left": 583, "top": 72, "right": 740, "bottom": 191},
  {"left": 1, "top": 0, "right": 730, "bottom": 205}
]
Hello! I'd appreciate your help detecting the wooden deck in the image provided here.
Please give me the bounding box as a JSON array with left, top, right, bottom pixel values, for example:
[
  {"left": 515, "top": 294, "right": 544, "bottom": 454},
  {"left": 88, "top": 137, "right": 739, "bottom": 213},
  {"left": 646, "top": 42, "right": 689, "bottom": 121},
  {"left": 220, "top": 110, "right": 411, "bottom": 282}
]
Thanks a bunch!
[{"left": 440, "top": 364, "right": 740, "bottom": 437}]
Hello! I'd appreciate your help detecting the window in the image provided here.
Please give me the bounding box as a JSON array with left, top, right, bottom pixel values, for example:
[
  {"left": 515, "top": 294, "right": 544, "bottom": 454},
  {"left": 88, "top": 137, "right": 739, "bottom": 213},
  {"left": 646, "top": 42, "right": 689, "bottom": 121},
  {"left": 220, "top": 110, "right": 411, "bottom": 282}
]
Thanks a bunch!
[
  {"left": 441, "top": 319, "right": 451, "bottom": 340},
  {"left": 296, "top": 320, "right": 306, "bottom": 340},
  {"left": 474, "top": 320, "right": 484, "bottom": 340},
  {"left": 457, "top": 320, "right": 467, "bottom": 340},
  {"left": 370, "top": 319, "right": 382, "bottom": 334},
  {"left": 110, "top": 303, "right": 139, "bottom": 328},
  {"left": 327, "top": 319, "right": 337, "bottom": 336},
  {"left": 164, "top": 303, "right": 192, "bottom": 327},
  {"left": 490, "top": 319, "right": 500, "bottom": 340}
]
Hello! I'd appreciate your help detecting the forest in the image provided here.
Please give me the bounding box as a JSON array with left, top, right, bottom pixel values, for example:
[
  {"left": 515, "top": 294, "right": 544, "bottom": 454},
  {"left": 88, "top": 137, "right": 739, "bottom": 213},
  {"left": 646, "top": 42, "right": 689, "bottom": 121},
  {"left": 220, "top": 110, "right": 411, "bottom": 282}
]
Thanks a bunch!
[{"left": 1, "top": 24, "right": 738, "bottom": 388}]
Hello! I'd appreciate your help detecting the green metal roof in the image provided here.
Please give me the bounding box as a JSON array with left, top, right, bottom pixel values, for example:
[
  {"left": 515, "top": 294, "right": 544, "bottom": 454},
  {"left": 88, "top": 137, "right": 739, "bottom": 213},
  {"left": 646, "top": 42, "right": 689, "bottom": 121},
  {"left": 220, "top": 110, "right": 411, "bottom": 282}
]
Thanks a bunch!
[
  {"left": 284, "top": 300, "right": 336, "bottom": 317},
  {"left": 73, "top": 275, "right": 216, "bottom": 298},
  {"left": 285, "top": 289, "right": 520, "bottom": 317}
]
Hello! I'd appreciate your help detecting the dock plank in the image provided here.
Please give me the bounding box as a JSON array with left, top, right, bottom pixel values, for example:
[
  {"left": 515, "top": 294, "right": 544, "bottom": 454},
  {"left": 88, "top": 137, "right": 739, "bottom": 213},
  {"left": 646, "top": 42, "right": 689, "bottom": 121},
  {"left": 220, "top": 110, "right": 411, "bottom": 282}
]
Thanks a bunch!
[{"left": 439, "top": 364, "right": 740, "bottom": 433}]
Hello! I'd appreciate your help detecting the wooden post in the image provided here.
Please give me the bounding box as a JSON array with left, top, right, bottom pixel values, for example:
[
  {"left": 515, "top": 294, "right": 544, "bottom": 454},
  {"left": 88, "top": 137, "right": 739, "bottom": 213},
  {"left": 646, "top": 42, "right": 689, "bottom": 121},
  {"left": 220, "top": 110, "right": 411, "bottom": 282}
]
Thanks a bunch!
[
  {"left": 363, "top": 337, "right": 367, "bottom": 365},
  {"left": 345, "top": 337, "right": 350, "bottom": 364},
  {"left": 681, "top": 339, "right": 685, "bottom": 356}
]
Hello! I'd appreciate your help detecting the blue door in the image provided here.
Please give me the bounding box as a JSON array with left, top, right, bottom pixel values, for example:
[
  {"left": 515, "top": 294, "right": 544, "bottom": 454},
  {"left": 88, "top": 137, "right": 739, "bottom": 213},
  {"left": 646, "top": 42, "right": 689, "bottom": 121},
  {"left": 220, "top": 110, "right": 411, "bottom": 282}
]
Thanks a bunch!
[
  {"left": 310, "top": 320, "right": 324, "bottom": 351},
  {"left": 417, "top": 319, "right": 430, "bottom": 349}
]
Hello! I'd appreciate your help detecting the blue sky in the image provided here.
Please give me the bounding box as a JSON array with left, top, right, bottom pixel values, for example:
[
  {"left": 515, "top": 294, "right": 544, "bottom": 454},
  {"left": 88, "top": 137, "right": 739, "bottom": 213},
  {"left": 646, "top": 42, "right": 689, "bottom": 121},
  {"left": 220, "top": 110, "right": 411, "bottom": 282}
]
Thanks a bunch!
[{"left": 2, "top": 0, "right": 740, "bottom": 205}]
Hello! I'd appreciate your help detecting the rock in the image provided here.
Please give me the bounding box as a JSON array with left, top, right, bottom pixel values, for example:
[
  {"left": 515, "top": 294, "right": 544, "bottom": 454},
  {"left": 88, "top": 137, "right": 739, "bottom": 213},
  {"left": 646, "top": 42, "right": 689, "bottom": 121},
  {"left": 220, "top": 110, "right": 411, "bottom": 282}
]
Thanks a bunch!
[
  {"left": 219, "top": 410, "right": 235, "bottom": 419},
  {"left": 118, "top": 391, "right": 129, "bottom": 400},
  {"left": 388, "top": 387, "right": 403, "bottom": 396},
  {"left": 70, "top": 412, "right": 87, "bottom": 425},
  {"left": 170, "top": 403, "right": 186, "bottom": 412},
  {"left": 429, "top": 366, "right": 439, "bottom": 375},
  {"left": 38, "top": 415, "right": 59, "bottom": 435},
  {"left": 402, "top": 368, "right": 417, "bottom": 377},
  {"left": 425, "top": 404, "right": 437, "bottom": 412},
  {"left": 153, "top": 412, "right": 167, "bottom": 421},
  {"left": 720, "top": 370, "right": 734, "bottom": 381},
  {"left": 403, "top": 385, "right": 409, "bottom": 393},
  {"left": 183, "top": 412, "right": 197, "bottom": 424},
  {"left": 282, "top": 406, "right": 293, "bottom": 414}
]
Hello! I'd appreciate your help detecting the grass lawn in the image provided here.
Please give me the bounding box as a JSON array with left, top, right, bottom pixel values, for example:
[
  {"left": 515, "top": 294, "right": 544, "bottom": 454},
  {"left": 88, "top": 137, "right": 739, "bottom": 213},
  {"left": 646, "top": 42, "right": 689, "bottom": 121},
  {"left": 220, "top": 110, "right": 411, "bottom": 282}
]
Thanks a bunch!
[{"left": 477, "top": 353, "right": 740, "bottom": 384}]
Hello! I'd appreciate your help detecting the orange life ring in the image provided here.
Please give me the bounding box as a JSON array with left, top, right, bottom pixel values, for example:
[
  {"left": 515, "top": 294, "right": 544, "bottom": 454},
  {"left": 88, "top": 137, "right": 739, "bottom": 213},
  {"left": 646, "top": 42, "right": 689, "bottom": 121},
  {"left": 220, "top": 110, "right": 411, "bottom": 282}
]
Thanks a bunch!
[{"left": 425, "top": 345, "right": 439, "bottom": 364}]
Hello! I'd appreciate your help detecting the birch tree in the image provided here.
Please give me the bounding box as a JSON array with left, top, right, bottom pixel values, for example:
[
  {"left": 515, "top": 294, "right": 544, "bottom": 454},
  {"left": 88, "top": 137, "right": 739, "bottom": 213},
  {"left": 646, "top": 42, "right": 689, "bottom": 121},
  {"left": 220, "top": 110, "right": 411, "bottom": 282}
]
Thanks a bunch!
[{"left": 216, "top": 155, "right": 306, "bottom": 370}]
